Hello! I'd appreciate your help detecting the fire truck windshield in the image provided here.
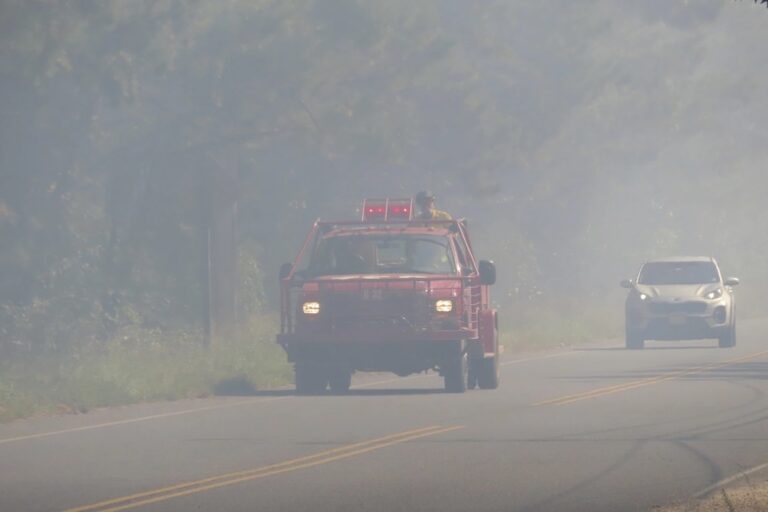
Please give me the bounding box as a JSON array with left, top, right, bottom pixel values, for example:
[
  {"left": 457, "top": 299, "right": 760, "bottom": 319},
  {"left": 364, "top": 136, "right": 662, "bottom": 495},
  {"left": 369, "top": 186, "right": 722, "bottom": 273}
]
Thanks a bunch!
[{"left": 307, "top": 234, "right": 456, "bottom": 277}]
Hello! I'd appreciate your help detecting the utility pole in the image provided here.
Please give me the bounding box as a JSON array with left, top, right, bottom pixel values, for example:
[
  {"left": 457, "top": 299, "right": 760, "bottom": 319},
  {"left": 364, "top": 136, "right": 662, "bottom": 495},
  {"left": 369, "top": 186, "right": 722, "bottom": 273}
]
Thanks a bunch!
[{"left": 200, "top": 161, "right": 239, "bottom": 347}]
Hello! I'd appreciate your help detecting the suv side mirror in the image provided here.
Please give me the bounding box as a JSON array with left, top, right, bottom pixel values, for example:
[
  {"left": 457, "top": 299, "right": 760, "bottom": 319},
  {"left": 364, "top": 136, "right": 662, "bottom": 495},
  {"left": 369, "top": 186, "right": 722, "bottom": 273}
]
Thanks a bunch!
[
  {"left": 724, "top": 277, "right": 740, "bottom": 286},
  {"left": 479, "top": 260, "right": 496, "bottom": 286},
  {"left": 620, "top": 279, "right": 634, "bottom": 289},
  {"left": 279, "top": 262, "right": 293, "bottom": 280}
]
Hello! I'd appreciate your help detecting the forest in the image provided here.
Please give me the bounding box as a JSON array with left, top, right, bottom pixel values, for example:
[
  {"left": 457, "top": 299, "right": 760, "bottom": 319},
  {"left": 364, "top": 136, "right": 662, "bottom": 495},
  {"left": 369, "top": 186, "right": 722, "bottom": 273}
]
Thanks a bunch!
[{"left": 1, "top": 1, "right": 767, "bottom": 415}]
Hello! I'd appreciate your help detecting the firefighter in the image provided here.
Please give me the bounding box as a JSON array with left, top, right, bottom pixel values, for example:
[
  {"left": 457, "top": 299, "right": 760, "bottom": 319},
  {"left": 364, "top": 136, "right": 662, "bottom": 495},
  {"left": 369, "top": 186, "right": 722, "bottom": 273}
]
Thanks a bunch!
[{"left": 414, "top": 190, "right": 452, "bottom": 220}]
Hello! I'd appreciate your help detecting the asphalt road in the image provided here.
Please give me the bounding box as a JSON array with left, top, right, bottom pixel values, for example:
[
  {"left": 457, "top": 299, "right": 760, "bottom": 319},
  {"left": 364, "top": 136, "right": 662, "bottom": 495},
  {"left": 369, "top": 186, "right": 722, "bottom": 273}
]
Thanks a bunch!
[{"left": 3, "top": 321, "right": 768, "bottom": 512}]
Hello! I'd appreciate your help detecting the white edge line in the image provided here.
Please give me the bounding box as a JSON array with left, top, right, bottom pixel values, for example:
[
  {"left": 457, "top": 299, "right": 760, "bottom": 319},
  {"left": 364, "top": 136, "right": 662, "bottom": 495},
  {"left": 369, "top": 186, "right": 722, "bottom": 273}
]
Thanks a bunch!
[
  {"left": 0, "top": 397, "right": 282, "bottom": 446},
  {"left": 694, "top": 461, "right": 768, "bottom": 498},
  {"left": 0, "top": 349, "right": 579, "bottom": 445}
]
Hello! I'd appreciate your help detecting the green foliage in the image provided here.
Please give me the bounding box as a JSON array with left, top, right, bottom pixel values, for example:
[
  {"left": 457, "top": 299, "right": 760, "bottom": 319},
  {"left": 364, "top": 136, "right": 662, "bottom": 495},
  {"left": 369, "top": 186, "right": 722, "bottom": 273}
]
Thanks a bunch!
[
  {"left": 239, "top": 242, "right": 266, "bottom": 317},
  {"left": 0, "top": 315, "right": 291, "bottom": 422},
  {"left": 1, "top": 1, "right": 767, "bottom": 370},
  {"left": 500, "top": 298, "right": 624, "bottom": 352}
]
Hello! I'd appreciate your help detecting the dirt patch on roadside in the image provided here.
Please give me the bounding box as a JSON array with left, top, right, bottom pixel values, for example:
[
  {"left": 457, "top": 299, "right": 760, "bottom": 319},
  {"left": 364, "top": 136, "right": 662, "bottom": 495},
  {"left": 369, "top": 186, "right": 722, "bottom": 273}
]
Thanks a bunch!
[{"left": 654, "top": 479, "right": 768, "bottom": 512}]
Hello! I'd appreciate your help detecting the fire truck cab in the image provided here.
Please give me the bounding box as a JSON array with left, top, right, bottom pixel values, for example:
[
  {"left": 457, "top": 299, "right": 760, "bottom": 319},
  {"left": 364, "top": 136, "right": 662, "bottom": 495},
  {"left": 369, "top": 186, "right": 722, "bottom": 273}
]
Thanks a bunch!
[{"left": 277, "top": 199, "right": 499, "bottom": 394}]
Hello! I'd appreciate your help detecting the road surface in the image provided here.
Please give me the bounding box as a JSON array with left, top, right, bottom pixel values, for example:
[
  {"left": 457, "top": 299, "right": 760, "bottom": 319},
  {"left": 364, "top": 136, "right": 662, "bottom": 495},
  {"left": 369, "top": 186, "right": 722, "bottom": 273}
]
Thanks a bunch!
[{"left": 3, "top": 320, "right": 768, "bottom": 512}]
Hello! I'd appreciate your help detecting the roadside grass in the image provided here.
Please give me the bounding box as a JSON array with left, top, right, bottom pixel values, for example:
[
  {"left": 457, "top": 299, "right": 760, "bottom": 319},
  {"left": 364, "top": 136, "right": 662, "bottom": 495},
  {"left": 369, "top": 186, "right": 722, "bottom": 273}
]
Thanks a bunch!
[
  {"left": 0, "top": 315, "right": 292, "bottom": 423},
  {"left": 500, "top": 301, "right": 623, "bottom": 351},
  {"left": 0, "top": 303, "right": 625, "bottom": 423}
]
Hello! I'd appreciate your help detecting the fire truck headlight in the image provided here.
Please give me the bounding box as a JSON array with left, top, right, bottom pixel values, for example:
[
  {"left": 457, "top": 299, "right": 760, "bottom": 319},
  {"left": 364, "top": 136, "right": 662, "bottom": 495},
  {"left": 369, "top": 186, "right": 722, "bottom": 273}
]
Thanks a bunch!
[
  {"left": 435, "top": 300, "right": 454, "bottom": 313},
  {"left": 302, "top": 301, "right": 321, "bottom": 315}
]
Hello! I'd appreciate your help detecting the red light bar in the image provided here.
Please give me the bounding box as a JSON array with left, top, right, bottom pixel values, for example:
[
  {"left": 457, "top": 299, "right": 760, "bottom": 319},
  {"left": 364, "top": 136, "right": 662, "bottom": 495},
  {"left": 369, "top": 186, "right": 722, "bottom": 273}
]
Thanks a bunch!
[
  {"left": 361, "top": 198, "right": 413, "bottom": 222},
  {"left": 387, "top": 199, "right": 412, "bottom": 219},
  {"left": 364, "top": 204, "right": 387, "bottom": 219}
]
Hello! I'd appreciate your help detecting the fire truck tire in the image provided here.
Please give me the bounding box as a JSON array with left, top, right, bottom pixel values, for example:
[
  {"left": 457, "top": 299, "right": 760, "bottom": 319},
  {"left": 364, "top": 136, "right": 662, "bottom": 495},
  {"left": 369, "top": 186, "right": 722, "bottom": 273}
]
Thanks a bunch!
[
  {"left": 328, "top": 369, "right": 352, "bottom": 394},
  {"left": 295, "top": 364, "right": 327, "bottom": 395},
  {"left": 467, "top": 364, "right": 478, "bottom": 390},
  {"left": 444, "top": 353, "right": 468, "bottom": 393},
  {"left": 477, "top": 355, "right": 500, "bottom": 390}
]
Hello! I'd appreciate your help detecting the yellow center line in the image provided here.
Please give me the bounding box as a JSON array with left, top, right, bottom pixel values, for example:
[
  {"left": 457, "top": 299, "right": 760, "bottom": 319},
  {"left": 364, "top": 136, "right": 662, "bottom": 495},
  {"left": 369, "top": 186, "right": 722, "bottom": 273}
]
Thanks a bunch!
[
  {"left": 63, "top": 425, "right": 441, "bottom": 512},
  {"left": 535, "top": 349, "right": 768, "bottom": 406},
  {"left": 500, "top": 351, "right": 577, "bottom": 367},
  {"left": 62, "top": 425, "right": 464, "bottom": 512}
]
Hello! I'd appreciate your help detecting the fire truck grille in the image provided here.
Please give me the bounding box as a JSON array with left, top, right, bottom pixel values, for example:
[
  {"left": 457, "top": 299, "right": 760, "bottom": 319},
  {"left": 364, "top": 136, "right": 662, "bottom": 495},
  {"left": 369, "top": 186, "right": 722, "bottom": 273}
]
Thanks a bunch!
[{"left": 326, "top": 291, "right": 432, "bottom": 330}]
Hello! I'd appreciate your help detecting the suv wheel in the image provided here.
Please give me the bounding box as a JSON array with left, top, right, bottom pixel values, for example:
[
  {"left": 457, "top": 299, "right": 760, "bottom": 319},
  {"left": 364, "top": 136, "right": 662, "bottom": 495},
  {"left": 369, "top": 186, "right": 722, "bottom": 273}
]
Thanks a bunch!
[
  {"left": 626, "top": 330, "right": 645, "bottom": 350},
  {"left": 719, "top": 322, "right": 736, "bottom": 348}
]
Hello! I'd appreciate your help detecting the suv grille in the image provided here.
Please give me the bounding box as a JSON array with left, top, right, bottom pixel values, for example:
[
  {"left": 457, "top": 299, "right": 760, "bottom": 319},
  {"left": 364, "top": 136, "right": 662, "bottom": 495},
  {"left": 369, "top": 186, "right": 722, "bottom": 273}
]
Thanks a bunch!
[{"left": 649, "top": 301, "right": 707, "bottom": 315}]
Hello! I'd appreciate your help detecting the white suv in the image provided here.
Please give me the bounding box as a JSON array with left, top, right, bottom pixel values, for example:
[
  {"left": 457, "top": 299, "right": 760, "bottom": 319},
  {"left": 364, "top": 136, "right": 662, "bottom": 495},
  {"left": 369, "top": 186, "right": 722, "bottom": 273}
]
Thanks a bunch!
[{"left": 621, "top": 257, "right": 739, "bottom": 349}]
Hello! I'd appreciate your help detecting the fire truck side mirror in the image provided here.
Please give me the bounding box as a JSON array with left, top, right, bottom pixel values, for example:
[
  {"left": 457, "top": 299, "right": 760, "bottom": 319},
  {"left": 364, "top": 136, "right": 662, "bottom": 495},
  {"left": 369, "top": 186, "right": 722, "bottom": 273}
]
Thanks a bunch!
[
  {"left": 279, "top": 262, "right": 293, "bottom": 280},
  {"left": 479, "top": 260, "right": 496, "bottom": 286}
]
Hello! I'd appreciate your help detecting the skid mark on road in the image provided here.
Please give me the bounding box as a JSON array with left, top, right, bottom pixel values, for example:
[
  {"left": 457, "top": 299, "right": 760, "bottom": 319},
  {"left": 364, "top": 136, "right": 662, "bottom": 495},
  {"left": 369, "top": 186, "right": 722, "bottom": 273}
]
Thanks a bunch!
[
  {"left": 536, "top": 349, "right": 768, "bottom": 406},
  {"left": 62, "top": 424, "right": 464, "bottom": 512}
]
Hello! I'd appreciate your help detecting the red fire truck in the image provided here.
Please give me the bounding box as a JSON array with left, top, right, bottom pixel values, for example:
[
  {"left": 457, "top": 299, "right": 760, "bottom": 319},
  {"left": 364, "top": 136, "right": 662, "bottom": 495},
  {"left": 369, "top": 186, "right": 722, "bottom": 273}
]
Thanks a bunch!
[{"left": 277, "top": 199, "right": 499, "bottom": 394}]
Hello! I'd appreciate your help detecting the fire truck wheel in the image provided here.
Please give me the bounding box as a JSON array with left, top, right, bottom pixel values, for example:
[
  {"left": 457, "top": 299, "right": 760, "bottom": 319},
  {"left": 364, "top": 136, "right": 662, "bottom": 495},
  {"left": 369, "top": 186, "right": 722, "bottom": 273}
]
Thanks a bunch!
[
  {"left": 444, "top": 353, "right": 468, "bottom": 393},
  {"left": 328, "top": 369, "right": 352, "bottom": 394},
  {"left": 467, "top": 364, "right": 478, "bottom": 390},
  {"left": 295, "top": 364, "right": 327, "bottom": 395},
  {"left": 477, "top": 355, "right": 500, "bottom": 390}
]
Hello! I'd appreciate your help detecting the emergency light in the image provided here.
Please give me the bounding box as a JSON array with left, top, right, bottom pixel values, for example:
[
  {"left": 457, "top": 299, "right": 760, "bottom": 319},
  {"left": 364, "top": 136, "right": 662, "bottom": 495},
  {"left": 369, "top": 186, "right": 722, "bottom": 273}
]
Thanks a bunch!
[{"left": 361, "top": 198, "right": 413, "bottom": 222}]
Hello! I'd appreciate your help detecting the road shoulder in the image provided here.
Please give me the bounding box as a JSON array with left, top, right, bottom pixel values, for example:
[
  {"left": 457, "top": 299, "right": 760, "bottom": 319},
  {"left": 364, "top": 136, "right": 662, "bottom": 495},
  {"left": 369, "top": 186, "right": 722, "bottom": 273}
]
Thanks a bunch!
[{"left": 654, "top": 468, "right": 768, "bottom": 512}]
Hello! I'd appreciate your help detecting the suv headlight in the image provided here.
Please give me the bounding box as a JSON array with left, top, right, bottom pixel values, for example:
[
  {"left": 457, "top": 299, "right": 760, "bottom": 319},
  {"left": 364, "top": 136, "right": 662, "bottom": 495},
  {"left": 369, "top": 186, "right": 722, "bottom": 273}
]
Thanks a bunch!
[
  {"left": 638, "top": 293, "right": 650, "bottom": 301},
  {"left": 705, "top": 288, "right": 723, "bottom": 300},
  {"left": 302, "top": 301, "right": 321, "bottom": 315},
  {"left": 435, "top": 299, "right": 454, "bottom": 313}
]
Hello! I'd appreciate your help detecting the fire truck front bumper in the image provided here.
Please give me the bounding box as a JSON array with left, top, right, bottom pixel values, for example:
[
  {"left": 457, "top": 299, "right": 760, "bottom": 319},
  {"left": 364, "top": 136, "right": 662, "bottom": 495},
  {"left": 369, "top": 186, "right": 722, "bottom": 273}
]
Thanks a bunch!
[
  {"left": 276, "top": 332, "right": 481, "bottom": 374},
  {"left": 277, "top": 327, "right": 476, "bottom": 346}
]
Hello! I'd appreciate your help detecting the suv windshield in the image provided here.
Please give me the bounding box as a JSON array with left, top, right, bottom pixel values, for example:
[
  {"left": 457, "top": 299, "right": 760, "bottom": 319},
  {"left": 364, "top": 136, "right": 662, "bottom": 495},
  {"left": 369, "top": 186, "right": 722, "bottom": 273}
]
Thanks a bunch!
[
  {"left": 638, "top": 261, "right": 720, "bottom": 285},
  {"left": 308, "top": 234, "right": 455, "bottom": 276}
]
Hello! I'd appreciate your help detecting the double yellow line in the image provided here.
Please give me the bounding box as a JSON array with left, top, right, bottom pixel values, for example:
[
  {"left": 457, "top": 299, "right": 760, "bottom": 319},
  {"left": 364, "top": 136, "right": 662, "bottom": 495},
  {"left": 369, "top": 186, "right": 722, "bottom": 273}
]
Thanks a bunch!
[
  {"left": 536, "top": 349, "right": 768, "bottom": 406},
  {"left": 63, "top": 425, "right": 463, "bottom": 512}
]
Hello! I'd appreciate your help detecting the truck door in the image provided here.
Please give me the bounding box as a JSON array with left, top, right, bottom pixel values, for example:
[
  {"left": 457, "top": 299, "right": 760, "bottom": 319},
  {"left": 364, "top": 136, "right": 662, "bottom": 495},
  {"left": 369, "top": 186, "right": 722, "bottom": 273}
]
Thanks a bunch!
[{"left": 453, "top": 231, "right": 481, "bottom": 331}]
